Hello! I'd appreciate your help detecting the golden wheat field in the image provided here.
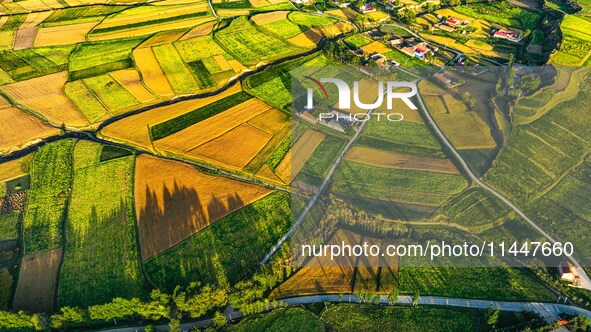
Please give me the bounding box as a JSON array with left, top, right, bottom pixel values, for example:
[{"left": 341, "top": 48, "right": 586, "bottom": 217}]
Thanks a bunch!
[
  {"left": 212, "top": 54, "right": 233, "bottom": 71},
  {"left": 96, "top": 3, "right": 209, "bottom": 29},
  {"left": 133, "top": 47, "right": 175, "bottom": 97},
  {"left": 1, "top": 72, "right": 88, "bottom": 127},
  {"left": 34, "top": 22, "right": 97, "bottom": 47},
  {"left": 251, "top": 11, "right": 289, "bottom": 25},
  {"left": 155, "top": 98, "right": 273, "bottom": 153},
  {"left": 433, "top": 112, "right": 497, "bottom": 150},
  {"left": 345, "top": 146, "right": 460, "bottom": 174},
  {"left": 275, "top": 129, "right": 325, "bottom": 184},
  {"left": 360, "top": 41, "right": 391, "bottom": 54},
  {"left": 0, "top": 17, "right": 9, "bottom": 29},
  {"left": 188, "top": 123, "right": 273, "bottom": 170},
  {"left": 246, "top": 108, "right": 289, "bottom": 134},
  {"left": 109, "top": 69, "right": 158, "bottom": 103},
  {"left": 255, "top": 164, "right": 285, "bottom": 184},
  {"left": 21, "top": 11, "right": 53, "bottom": 28},
  {"left": 179, "top": 21, "right": 216, "bottom": 40},
  {"left": 90, "top": 17, "right": 215, "bottom": 41},
  {"left": 134, "top": 154, "right": 271, "bottom": 259},
  {"left": 100, "top": 84, "right": 242, "bottom": 148},
  {"left": 0, "top": 98, "right": 59, "bottom": 153},
  {"left": 138, "top": 29, "right": 188, "bottom": 48},
  {"left": 287, "top": 30, "right": 322, "bottom": 48}
]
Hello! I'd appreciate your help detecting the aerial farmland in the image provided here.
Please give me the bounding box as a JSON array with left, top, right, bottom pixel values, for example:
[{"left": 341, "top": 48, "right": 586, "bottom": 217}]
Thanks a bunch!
[{"left": 0, "top": 0, "right": 590, "bottom": 330}]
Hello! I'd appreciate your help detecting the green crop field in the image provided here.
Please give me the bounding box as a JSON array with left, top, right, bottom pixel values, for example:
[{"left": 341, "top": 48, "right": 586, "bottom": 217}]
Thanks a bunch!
[
  {"left": 69, "top": 38, "right": 144, "bottom": 80},
  {"left": 438, "top": 188, "right": 510, "bottom": 228},
  {"left": 214, "top": 17, "right": 302, "bottom": 65},
  {"left": 362, "top": 120, "right": 442, "bottom": 151},
  {"left": 0, "top": 212, "right": 20, "bottom": 242},
  {"left": 42, "top": 6, "right": 125, "bottom": 25},
  {"left": 22, "top": 140, "right": 76, "bottom": 254},
  {"left": 485, "top": 88, "right": 591, "bottom": 204},
  {"left": 344, "top": 34, "right": 372, "bottom": 49},
  {"left": 235, "top": 308, "right": 324, "bottom": 332},
  {"left": 289, "top": 12, "right": 337, "bottom": 28},
  {"left": 295, "top": 135, "right": 347, "bottom": 186},
  {"left": 153, "top": 44, "right": 200, "bottom": 94},
  {"left": 258, "top": 19, "right": 303, "bottom": 39},
  {"left": 143, "top": 191, "right": 290, "bottom": 290},
  {"left": 454, "top": 3, "right": 540, "bottom": 29},
  {"left": 151, "top": 91, "right": 252, "bottom": 140},
  {"left": 83, "top": 74, "right": 139, "bottom": 114},
  {"left": 322, "top": 305, "right": 487, "bottom": 331},
  {"left": 65, "top": 80, "right": 110, "bottom": 123},
  {"left": 58, "top": 141, "right": 145, "bottom": 307},
  {"left": 0, "top": 48, "right": 69, "bottom": 82},
  {"left": 332, "top": 160, "right": 468, "bottom": 205}
]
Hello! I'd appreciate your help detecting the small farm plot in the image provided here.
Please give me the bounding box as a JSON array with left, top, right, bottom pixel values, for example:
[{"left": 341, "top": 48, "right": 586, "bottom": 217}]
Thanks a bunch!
[
  {"left": 2, "top": 72, "right": 87, "bottom": 126},
  {"left": 22, "top": 140, "right": 76, "bottom": 254},
  {"left": 82, "top": 74, "right": 140, "bottom": 115},
  {"left": 100, "top": 83, "right": 242, "bottom": 149},
  {"left": 0, "top": 96, "right": 60, "bottom": 154},
  {"left": 69, "top": 37, "right": 144, "bottom": 80},
  {"left": 214, "top": 16, "right": 303, "bottom": 65},
  {"left": 133, "top": 47, "right": 175, "bottom": 96},
  {"left": 174, "top": 34, "right": 234, "bottom": 87},
  {"left": 275, "top": 130, "right": 325, "bottom": 184},
  {"left": 109, "top": 69, "right": 158, "bottom": 103},
  {"left": 432, "top": 113, "right": 496, "bottom": 150},
  {"left": 34, "top": 21, "right": 98, "bottom": 47},
  {"left": 0, "top": 46, "right": 72, "bottom": 82},
  {"left": 332, "top": 160, "right": 468, "bottom": 207},
  {"left": 143, "top": 191, "right": 290, "bottom": 290},
  {"left": 58, "top": 141, "right": 145, "bottom": 308},
  {"left": 13, "top": 248, "right": 63, "bottom": 313},
  {"left": 152, "top": 43, "right": 200, "bottom": 93},
  {"left": 64, "top": 80, "right": 110, "bottom": 123},
  {"left": 134, "top": 154, "right": 271, "bottom": 259}
]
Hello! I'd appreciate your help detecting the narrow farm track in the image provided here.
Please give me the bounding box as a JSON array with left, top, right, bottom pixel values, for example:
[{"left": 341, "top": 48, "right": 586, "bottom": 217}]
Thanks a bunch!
[{"left": 97, "top": 294, "right": 591, "bottom": 332}]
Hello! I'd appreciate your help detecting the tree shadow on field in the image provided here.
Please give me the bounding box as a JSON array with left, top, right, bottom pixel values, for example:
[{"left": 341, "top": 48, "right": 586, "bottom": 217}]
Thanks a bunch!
[{"left": 137, "top": 181, "right": 245, "bottom": 260}]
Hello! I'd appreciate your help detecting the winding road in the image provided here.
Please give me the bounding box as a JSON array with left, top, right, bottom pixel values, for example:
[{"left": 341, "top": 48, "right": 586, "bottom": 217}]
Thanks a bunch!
[{"left": 97, "top": 294, "right": 591, "bottom": 332}]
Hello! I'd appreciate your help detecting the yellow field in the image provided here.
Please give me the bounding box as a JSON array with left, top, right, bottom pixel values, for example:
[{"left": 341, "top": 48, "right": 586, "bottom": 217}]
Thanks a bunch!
[
  {"left": 188, "top": 124, "right": 272, "bottom": 170},
  {"left": 0, "top": 17, "right": 9, "bottom": 29},
  {"left": 315, "top": 22, "right": 353, "bottom": 37},
  {"left": 0, "top": 154, "right": 33, "bottom": 182},
  {"left": 217, "top": 9, "right": 251, "bottom": 17},
  {"left": 275, "top": 130, "right": 325, "bottom": 183},
  {"left": 89, "top": 17, "right": 215, "bottom": 41},
  {"left": 139, "top": 29, "right": 188, "bottom": 48},
  {"left": 249, "top": 0, "right": 270, "bottom": 6},
  {"left": 423, "top": 95, "right": 447, "bottom": 114},
  {"left": 288, "top": 30, "right": 322, "bottom": 48},
  {"left": 134, "top": 154, "right": 271, "bottom": 259},
  {"left": 100, "top": 83, "right": 242, "bottom": 148},
  {"left": 179, "top": 21, "right": 216, "bottom": 39},
  {"left": 345, "top": 146, "right": 459, "bottom": 174},
  {"left": 213, "top": 54, "right": 233, "bottom": 71},
  {"left": 343, "top": 79, "right": 381, "bottom": 115},
  {"left": 366, "top": 11, "right": 389, "bottom": 22},
  {"left": 155, "top": 98, "right": 273, "bottom": 153},
  {"left": 251, "top": 11, "right": 289, "bottom": 25},
  {"left": 381, "top": 98, "right": 422, "bottom": 123},
  {"left": 255, "top": 164, "right": 285, "bottom": 184},
  {"left": 442, "top": 94, "right": 468, "bottom": 114},
  {"left": 325, "top": 9, "right": 357, "bottom": 21},
  {"left": 34, "top": 22, "right": 97, "bottom": 47},
  {"left": 228, "top": 59, "right": 247, "bottom": 73},
  {"left": 41, "top": 0, "right": 64, "bottom": 8},
  {"left": 109, "top": 69, "right": 158, "bottom": 103},
  {"left": 17, "top": 0, "right": 51, "bottom": 11},
  {"left": 1, "top": 72, "right": 88, "bottom": 127},
  {"left": 0, "top": 97, "right": 59, "bottom": 153},
  {"left": 13, "top": 28, "right": 37, "bottom": 50},
  {"left": 97, "top": 3, "right": 209, "bottom": 29},
  {"left": 132, "top": 47, "right": 175, "bottom": 97},
  {"left": 361, "top": 41, "right": 392, "bottom": 54},
  {"left": 0, "top": 30, "right": 15, "bottom": 51},
  {"left": 247, "top": 108, "right": 289, "bottom": 134},
  {"left": 20, "top": 11, "right": 52, "bottom": 28},
  {"left": 433, "top": 112, "right": 496, "bottom": 149}
]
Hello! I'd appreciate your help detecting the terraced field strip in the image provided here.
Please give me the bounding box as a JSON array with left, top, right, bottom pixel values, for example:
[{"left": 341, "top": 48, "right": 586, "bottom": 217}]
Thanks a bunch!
[
  {"left": 109, "top": 69, "right": 158, "bottom": 103},
  {"left": 34, "top": 21, "right": 98, "bottom": 47},
  {"left": 153, "top": 43, "right": 200, "bottom": 94}
]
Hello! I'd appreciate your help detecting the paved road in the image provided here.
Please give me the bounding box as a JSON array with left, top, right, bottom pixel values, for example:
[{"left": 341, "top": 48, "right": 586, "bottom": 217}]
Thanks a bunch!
[
  {"left": 98, "top": 294, "right": 591, "bottom": 332},
  {"left": 414, "top": 89, "right": 591, "bottom": 291}
]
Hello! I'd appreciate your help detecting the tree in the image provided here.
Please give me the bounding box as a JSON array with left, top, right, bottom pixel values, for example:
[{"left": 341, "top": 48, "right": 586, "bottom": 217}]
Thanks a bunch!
[
  {"left": 398, "top": 8, "right": 416, "bottom": 24},
  {"left": 486, "top": 309, "right": 500, "bottom": 327},
  {"left": 212, "top": 311, "right": 228, "bottom": 329},
  {"left": 412, "top": 291, "right": 420, "bottom": 306},
  {"left": 145, "top": 325, "right": 155, "bottom": 332},
  {"left": 568, "top": 315, "right": 591, "bottom": 331},
  {"left": 169, "top": 318, "right": 181, "bottom": 332},
  {"left": 138, "top": 289, "right": 172, "bottom": 321},
  {"left": 517, "top": 74, "right": 541, "bottom": 94},
  {"left": 388, "top": 287, "right": 399, "bottom": 304},
  {"left": 31, "top": 313, "right": 48, "bottom": 331}
]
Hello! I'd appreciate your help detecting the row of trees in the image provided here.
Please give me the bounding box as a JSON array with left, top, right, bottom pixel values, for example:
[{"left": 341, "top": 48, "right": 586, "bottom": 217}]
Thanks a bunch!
[{"left": 0, "top": 247, "right": 295, "bottom": 331}]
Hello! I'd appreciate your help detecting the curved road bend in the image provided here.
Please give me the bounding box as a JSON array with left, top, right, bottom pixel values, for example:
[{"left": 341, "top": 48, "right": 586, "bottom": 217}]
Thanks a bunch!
[
  {"left": 414, "top": 89, "right": 591, "bottom": 291},
  {"left": 98, "top": 294, "right": 591, "bottom": 332}
]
